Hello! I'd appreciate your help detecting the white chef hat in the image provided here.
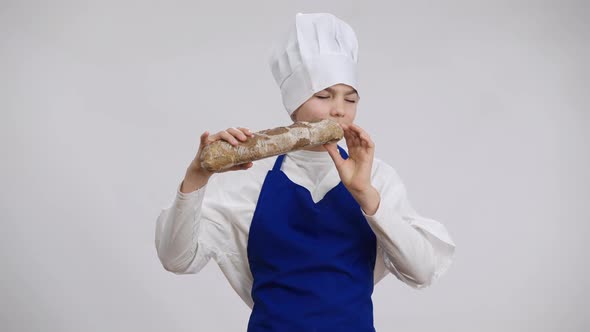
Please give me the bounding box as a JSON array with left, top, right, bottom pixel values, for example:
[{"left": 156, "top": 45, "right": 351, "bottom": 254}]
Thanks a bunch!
[{"left": 268, "top": 12, "right": 359, "bottom": 116}]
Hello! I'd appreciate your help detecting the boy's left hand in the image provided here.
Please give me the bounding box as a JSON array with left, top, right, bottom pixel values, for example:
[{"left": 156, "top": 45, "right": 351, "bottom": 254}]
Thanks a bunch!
[{"left": 323, "top": 123, "right": 380, "bottom": 215}]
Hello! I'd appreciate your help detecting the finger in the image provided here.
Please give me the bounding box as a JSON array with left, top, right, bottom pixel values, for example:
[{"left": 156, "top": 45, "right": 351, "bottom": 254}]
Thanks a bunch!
[
  {"left": 351, "top": 123, "right": 372, "bottom": 141},
  {"left": 357, "top": 131, "right": 368, "bottom": 144},
  {"left": 237, "top": 127, "right": 255, "bottom": 137},
  {"left": 343, "top": 125, "right": 357, "bottom": 141},
  {"left": 343, "top": 126, "right": 360, "bottom": 147},
  {"left": 342, "top": 130, "right": 356, "bottom": 150},
  {"left": 355, "top": 128, "right": 374, "bottom": 148},
  {"left": 348, "top": 123, "right": 363, "bottom": 136},
  {"left": 227, "top": 127, "right": 248, "bottom": 141},
  {"left": 362, "top": 134, "right": 375, "bottom": 148},
  {"left": 207, "top": 130, "right": 230, "bottom": 143},
  {"left": 350, "top": 124, "right": 373, "bottom": 148},
  {"left": 343, "top": 124, "right": 361, "bottom": 143},
  {"left": 218, "top": 130, "right": 240, "bottom": 146},
  {"left": 349, "top": 124, "right": 364, "bottom": 137},
  {"left": 228, "top": 161, "right": 253, "bottom": 171}
]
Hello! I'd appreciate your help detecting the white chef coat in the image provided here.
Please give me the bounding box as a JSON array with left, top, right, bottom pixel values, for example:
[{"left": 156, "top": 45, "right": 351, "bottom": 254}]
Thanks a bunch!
[{"left": 155, "top": 146, "right": 456, "bottom": 309}]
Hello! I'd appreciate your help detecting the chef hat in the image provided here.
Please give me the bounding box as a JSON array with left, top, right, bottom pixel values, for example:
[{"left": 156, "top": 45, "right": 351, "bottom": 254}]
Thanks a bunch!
[{"left": 268, "top": 12, "right": 359, "bottom": 116}]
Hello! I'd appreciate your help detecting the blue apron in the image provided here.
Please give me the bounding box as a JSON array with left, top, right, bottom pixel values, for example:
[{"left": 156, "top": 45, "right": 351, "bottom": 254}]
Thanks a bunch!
[{"left": 247, "top": 145, "right": 377, "bottom": 332}]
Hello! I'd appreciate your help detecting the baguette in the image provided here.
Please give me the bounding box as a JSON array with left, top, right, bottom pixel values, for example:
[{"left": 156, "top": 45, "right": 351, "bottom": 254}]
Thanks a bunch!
[{"left": 199, "top": 119, "right": 344, "bottom": 172}]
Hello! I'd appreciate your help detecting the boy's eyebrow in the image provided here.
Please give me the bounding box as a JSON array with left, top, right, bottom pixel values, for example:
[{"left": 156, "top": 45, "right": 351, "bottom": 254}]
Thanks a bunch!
[{"left": 323, "top": 87, "right": 359, "bottom": 96}]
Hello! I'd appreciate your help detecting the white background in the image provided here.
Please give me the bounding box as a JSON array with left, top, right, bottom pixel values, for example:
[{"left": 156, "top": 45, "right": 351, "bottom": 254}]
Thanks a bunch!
[{"left": 1, "top": 0, "right": 589, "bottom": 331}]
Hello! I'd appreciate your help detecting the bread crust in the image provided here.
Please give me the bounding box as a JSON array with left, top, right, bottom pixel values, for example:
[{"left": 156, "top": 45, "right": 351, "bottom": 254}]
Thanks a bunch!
[{"left": 199, "top": 119, "right": 344, "bottom": 172}]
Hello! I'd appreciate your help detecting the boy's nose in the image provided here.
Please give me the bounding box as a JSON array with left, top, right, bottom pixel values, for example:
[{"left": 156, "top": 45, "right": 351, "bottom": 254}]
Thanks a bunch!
[{"left": 330, "top": 103, "right": 345, "bottom": 117}]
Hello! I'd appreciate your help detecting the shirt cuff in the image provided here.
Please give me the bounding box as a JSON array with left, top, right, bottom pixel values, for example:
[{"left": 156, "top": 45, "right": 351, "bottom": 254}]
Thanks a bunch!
[
  {"left": 174, "top": 180, "right": 207, "bottom": 210},
  {"left": 361, "top": 197, "right": 386, "bottom": 220},
  {"left": 360, "top": 198, "right": 456, "bottom": 289}
]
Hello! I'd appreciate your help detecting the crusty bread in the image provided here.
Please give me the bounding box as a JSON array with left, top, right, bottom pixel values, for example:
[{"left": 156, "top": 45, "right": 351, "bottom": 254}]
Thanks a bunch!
[{"left": 199, "top": 119, "right": 343, "bottom": 172}]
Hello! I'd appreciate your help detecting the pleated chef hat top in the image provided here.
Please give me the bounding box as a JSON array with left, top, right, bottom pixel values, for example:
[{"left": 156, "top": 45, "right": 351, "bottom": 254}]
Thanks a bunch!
[{"left": 268, "top": 13, "right": 359, "bottom": 116}]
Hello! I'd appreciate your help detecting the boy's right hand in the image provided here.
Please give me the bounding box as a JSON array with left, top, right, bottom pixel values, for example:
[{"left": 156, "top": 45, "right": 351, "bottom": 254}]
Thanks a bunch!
[
  {"left": 181, "top": 127, "right": 255, "bottom": 194},
  {"left": 189, "top": 127, "right": 256, "bottom": 177}
]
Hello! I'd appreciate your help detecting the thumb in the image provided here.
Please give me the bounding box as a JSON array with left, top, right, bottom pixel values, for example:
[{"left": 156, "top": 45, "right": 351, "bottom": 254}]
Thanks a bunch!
[
  {"left": 323, "top": 142, "right": 344, "bottom": 167},
  {"left": 197, "top": 131, "right": 210, "bottom": 153},
  {"left": 200, "top": 131, "right": 210, "bottom": 146}
]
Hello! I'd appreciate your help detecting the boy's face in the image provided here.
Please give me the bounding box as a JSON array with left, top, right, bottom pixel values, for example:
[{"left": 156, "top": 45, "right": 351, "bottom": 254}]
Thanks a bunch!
[{"left": 291, "top": 83, "right": 359, "bottom": 127}]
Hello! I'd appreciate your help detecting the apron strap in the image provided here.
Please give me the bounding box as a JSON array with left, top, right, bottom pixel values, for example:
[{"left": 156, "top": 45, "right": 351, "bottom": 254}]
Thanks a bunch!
[
  {"left": 272, "top": 144, "right": 348, "bottom": 172},
  {"left": 272, "top": 154, "right": 286, "bottom": 171},
  {"left": 337, "top": 144, "right": 348, "bottom": 159}
]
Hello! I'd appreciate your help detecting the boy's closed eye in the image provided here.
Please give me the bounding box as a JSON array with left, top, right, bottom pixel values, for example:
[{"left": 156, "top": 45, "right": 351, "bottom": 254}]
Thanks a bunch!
[{"left": 314, "top": 95, "right": 357, "bottom": 103}]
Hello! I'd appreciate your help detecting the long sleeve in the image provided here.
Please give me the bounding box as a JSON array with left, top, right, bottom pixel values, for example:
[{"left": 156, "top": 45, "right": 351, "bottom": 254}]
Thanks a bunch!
[
  {"left": 155, "top": 180, "right": 214, "bottom": 274},
  {"left": 154, "top": 159, "right": 274, "bottom": 307},
  {"left": 362, "top": 161, "right": 456, "bottom": 289}
]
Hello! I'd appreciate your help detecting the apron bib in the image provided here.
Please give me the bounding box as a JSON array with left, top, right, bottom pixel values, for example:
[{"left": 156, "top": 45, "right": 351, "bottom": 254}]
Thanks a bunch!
[{"left": 247, "top": 145, "right": 377, "bottom": 332}]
